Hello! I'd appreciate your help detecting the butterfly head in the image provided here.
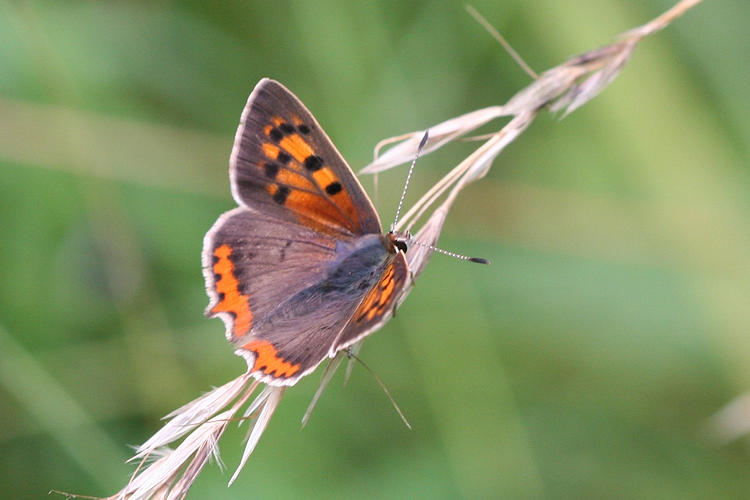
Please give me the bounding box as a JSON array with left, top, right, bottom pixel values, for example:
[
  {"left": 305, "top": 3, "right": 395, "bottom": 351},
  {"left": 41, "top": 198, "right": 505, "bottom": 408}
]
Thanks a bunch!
[{"left": 386, "top": 231, "right": 409, "bottom": 254}]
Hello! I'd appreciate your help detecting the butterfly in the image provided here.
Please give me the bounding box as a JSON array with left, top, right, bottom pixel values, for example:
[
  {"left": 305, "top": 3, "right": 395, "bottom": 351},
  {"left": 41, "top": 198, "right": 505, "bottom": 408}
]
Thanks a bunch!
[{"left": 202, "top": 78, "right": 411, "bottom": 386}]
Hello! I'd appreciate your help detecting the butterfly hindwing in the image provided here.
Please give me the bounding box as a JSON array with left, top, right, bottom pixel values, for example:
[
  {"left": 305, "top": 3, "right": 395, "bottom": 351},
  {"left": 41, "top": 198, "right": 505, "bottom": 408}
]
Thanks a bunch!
[
  {"left": 204, "top": 207, "right": 336, "bottom": 341},
  {"left": 230, "top": 78, "right": 382, "bottom": 236},
  {"left": 203, "top": 208, "right": 397, "bottom": 385}
]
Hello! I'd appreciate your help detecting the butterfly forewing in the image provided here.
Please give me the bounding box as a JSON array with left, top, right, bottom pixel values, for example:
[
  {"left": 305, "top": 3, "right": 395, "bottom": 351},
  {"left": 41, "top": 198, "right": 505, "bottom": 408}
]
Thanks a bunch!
[{"left": 230, "top": 78, "right": 381, "bottom": 236}]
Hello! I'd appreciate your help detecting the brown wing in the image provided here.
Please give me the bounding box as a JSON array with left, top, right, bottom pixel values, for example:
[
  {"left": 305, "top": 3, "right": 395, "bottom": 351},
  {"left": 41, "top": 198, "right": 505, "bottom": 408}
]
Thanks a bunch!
[
  {"left": 229, "top": 78, "right": 382, "bottom": 237},
  {"left": 203, "top": 208, "right": 393, "bottom": 386},
  {"left": 331, "top": 252, "right": 410, "bottom": 354}
]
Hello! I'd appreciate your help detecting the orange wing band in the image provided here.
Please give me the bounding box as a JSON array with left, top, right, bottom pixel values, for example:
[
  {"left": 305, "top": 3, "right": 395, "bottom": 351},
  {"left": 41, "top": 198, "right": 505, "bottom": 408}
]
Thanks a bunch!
[
  {"left": 259, "top": 116, "right": 361, "bottom": 233},
  {"left": 355, "top": 262, "right": 397, "bottom": 323},
  {"left": 243, "top": 340, "right": 301, "bottom": 378},
  {"left": 211, "top": 244, "right": 253, "bottom": 337}
]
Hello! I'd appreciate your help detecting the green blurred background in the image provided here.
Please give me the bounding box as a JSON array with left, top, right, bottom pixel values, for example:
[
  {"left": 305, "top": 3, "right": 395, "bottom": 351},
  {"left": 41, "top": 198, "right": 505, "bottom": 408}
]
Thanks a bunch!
[{"left": 2, "top": 0, "right": 749, "bottom": 498}]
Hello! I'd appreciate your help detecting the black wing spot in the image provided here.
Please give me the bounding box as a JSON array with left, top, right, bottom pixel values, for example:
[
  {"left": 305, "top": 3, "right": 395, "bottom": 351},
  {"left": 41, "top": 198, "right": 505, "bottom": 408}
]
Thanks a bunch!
[
  {"left": 276, "top": 151, "right": 291, "bottom": 164},
  {"left": 298, "top": 124, "right": 311, "bottom": 134},
  {"left": 264, "top": 162, "right": 279, "bottom": 179},
  {"left": 273, "top": 186, "right": 291, "bottom": 204},
  {"left": 280, "top": 122, "right": 296, "bottom": 134},
  {"left": 325, "top": 182, "right": 342, "bottom": 195},
  {"left": 304, "top": 155, "right": 324, "bottom": 171},
  {"left": 268, "top": 127, "right": 283, "bottom": 142}
]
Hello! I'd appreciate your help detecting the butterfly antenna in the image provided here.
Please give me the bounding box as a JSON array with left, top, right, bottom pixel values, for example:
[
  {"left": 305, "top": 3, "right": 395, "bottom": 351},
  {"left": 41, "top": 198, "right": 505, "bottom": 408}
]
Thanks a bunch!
[
  {"left": 410, "top": 238, "right": 490, "bottom": 265},
  {"left": 391, "top": 131, "right": 429, "bottom": 231},
  {"left": 349, "top": 351, "right": 412, "bottom": 430}
]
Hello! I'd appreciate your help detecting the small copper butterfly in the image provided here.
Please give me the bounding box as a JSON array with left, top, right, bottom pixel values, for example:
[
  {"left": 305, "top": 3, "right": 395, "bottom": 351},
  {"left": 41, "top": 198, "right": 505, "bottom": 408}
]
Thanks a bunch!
[{"left": 203, "top": 78, "right": 410, "bottom": 386}]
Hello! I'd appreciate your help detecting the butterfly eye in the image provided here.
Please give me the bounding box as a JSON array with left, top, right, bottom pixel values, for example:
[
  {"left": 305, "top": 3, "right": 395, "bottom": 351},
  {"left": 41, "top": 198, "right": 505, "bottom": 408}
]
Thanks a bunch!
[{"left": 393, "top": 240, "right": 408, "bottom": 253}]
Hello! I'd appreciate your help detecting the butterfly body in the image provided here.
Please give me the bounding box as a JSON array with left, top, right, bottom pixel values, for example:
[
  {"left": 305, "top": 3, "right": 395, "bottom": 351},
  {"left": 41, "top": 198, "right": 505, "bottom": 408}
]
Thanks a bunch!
[{"left": 203, "top": 79, "right": 410, "bottom": 386}]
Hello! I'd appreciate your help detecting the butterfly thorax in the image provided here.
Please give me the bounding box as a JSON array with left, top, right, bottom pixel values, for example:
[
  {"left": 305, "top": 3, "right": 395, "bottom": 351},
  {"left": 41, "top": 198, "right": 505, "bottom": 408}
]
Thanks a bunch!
[{"left": 322, "top": 233, "right": 396, "bottom": 296}]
